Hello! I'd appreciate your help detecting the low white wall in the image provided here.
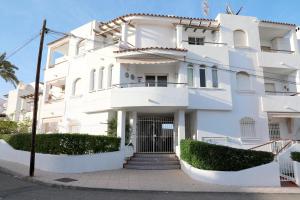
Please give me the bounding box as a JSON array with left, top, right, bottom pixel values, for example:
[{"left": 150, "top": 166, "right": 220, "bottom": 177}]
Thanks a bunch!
[
  {"left": 294, "top": 161, "right": 300, "bottom": 186},
  {"left": 0, "top": 140, "right": 124, "bottom": 173},
  {"left": 181, "top": 160, "right": 280, "bottom": 187}
]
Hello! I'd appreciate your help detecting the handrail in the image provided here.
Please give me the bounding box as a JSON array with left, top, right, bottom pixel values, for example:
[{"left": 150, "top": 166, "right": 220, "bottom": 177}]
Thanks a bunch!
[
  {"left": 275, "top": 140, "right": 293, "bottom": 156},
  {"left": 261, "top": 48, "right": 295, "bottom": 54},
  {"left": 182, "top": 40, "right": 227, "bottom": 46},
  {"left": 249, "top": 140, "right": 276, "bottom": 150}
]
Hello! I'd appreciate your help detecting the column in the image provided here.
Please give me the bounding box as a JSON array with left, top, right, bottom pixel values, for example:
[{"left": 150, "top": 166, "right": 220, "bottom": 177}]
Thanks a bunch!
[
  {"left": 296, "top": 70, "right": 300, "bottom": 93},
  {"left": 130, "top": 111, "right": 137, "bottom": 152},
  {"left": 194, "top": 65, "right": 200, "bottom": 88},
  {"left": 177, "top": 110, "right": 185, "bottom": 157},
  {"left": 290, "top": 31, "right": 299, "bottom": 55},
  {"left": 176, "top": 25, "right": 183, "bottom": 48},
  {"left": 120, "top": 23, "right": 128, "bottom": 48},
  {"left": 178, "top": 62, "right": 187, "bottom": 87},
  {"left": 117, "top": 110, "right": 126, "bottom": 150}
]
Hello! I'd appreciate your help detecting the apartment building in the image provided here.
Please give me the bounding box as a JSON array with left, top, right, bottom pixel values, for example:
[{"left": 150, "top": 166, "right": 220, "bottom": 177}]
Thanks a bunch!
[{"left": 40, "top": 13, "right": 300, "bottom": 154}]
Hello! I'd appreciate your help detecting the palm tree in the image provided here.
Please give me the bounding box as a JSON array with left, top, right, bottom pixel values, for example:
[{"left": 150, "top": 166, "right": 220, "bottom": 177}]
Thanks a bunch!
[{"left": 0, "top": 53, "right": 19, "bottom": 87}]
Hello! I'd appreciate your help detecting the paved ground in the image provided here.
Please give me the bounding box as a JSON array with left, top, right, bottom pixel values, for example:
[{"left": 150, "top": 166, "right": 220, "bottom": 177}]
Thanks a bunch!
[
  {"left": 1, "top": 159, "right": 300, "bottom": 194},
  {"left": 1, "top": 171, "right": 300, "bottom": 200}
]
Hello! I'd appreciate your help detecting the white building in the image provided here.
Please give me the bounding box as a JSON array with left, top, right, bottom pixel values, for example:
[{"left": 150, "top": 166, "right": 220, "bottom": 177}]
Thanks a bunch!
[
  {"left": 5, "top": 82, "right": 43, "bottom": 123},
  {"left": 0, "top": 98, "right": 7, "bottom": 115},
  {"left": 40, "top": 13, "right": 300, "bottom": 153}
]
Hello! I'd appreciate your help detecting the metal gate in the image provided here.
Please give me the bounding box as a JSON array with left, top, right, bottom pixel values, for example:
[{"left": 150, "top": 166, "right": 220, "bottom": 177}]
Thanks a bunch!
[
  {"left": 137, "top": 115, "right": 174, "bottom": 153},
  {"left": 269, "top": 123, "right": 281, "bottom": 140},
  {"left": 279, "top": 157, "right": 296, "bottom": 183}
]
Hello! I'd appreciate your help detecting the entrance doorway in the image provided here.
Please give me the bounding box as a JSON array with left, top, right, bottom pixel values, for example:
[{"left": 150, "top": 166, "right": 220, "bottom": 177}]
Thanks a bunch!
[{"left": 137, "top": 114, "right": 174, "bottom": 153}]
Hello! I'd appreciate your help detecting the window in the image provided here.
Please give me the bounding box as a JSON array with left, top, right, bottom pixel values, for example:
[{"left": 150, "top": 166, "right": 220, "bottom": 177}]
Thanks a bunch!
[
  {"left": 145, "top": 75, "right": 168, "bottom": 87},
  {"left": 199, "top": 65, "right": 206, "bottom": 87},
  {"left": 89, "top": 69, "right": 96, "bottom": 91},
  {"left": 236, "top": 71, "right": 250, "bottom": 90},
  {"left": 240, "top": 117, "right": 256, "bottom": 138},
  {"left": 187, "top": 64, "right": 194, "bottom": 87},
  {"left": 72, "top": 78, "right": 82, "bottom": 96},
  {"left": 188, "top": 37, "right": 204, "bottom": 45},
  {"left": 107, "top": 65, "right": 113, "bottom": 88},
  {"left": 212, "top": 66, "right": 218, "bottom": 88},
  {"left": 233, "top": 30, "right": 247, "bottom": 47},
  {"left": 98, "top": 67, "right": 104, "bottom": 89}
]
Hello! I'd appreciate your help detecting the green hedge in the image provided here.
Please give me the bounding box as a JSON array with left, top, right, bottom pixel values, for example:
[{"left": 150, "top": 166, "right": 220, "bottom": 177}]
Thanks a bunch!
[
  {"left": 0, "top": 120, "right": 18, "bottom": 134},
  {"left": 0, "top": 133, "right": 120, "bottom": 155},
  {"left": 291, "top": 152, "right": 300, "bottom": 162},
  {"left": 181, "top": 139, "right": 274, "bottom": 171}
]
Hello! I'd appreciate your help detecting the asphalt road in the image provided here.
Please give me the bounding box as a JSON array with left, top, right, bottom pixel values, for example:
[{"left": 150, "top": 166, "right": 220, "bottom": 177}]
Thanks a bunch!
[{"left": 0, "top": 171, "right": 300, "bottom": 200}]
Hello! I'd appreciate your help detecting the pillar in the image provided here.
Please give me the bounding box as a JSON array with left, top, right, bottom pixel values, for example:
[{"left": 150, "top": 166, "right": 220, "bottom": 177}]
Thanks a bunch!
[
  {"left": 117, "top": 110, "right": 126, "bottom": 150},
  {"left": 290, "top": 31, "right": 299, "bottom": 55},
  {"left": 120, "top": 23, "right": 128, "bottom": 48},
  {"left": 295, "top": 70, "right": 300, "bottom": 93},
  {"left": 194, "top": 65, "right": 200, "bottom": 88},
  {"left": 130, "top": 111, "right": 137, "bottom": 152},
  {"left": 178, "top": 62, "right": 187, "bottom": 87},
  {"left": 177, "top": 110, "right": 185, "bottom": 157},
  {"left": 176, "top": 25, "right": 183, "bottom": 48}
]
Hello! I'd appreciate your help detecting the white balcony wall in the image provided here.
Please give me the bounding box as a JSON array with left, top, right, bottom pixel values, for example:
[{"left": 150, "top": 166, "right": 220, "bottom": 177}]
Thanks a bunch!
[
  {"left": 135, "top": 23, "right": 176, "bottom": 48},
  {"left": 261, "top": 96, "right": 300, "bottom": 112},
  {"left": 111, "top": 87, "right": 188, "bottom": 108},
  {"left": 257, "top": 51, "right": 300, "bottom": 68}
]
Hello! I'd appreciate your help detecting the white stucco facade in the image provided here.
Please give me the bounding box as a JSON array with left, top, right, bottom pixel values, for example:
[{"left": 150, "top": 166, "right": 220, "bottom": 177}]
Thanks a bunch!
[{"left": 36, "top": 13, "right": 300, "bottom": 152}]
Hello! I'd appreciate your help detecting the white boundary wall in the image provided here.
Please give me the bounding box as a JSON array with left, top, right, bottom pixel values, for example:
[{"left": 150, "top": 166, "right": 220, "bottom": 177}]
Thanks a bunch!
[
  {"left": 0, "top": 140, "right": 124, "bottom": 173},
  {"left": 181, "top": 160, "right": 280, "bottom": 187}
]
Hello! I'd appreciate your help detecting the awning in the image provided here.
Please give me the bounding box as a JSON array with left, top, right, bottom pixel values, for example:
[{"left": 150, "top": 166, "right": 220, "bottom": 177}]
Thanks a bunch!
[{"left": 116, "top": 58, "right": 178, "bottom": 64}]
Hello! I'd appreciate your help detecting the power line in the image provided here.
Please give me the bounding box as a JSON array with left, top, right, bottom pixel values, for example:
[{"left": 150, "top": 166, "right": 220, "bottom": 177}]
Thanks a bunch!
[
  {"left": 6, "top": 32, "right": 40, "bottom": 59},
  {"left": 46, "top": 28, "right": 300, "bottom": 86}
]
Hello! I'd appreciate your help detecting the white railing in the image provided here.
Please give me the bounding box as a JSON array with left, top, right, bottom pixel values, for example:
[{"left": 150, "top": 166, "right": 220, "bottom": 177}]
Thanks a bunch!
[
  {"left": 279, "top": 157, "right": 296, "bottom": 182},
  {"left": 265, "top": 91, "right": 300, "bottom": 96}
]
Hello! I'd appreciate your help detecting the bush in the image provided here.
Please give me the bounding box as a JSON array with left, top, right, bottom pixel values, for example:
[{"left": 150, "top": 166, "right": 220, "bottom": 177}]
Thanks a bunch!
[
  {"left": 3, "top": 133, "right": 120, "bottom": 155},
  {"left": 291, "top": 152, "right": 300, "bottom": 162},
  {"left": 181, "top": 139, "right": 274, "bottom": 171},
  {"left": 107, "top": 117, "right": 131, "bottom": 145},
  {"left": 0, "top": 120, "right": 18, "bottom": 134},
  {"left": 0, "top": 134, "right": 12, "bottom": 141}
]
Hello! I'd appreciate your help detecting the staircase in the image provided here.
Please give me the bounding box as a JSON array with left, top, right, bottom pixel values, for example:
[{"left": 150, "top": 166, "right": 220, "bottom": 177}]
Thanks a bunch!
[{"left": 124, "top": 153, "right": 181, "bottom": 170}]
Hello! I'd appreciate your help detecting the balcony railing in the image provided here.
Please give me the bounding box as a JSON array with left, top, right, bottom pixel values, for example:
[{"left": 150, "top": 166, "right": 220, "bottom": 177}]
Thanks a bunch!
[
  {"left": 113, "top": 82, "right": 187, "bottom": 88},
  {"left": 183, "top": 41, "right": 227, "bottom": 46},
  {"left": 265, "top": 91, "right": 300, "bottom": 96}
]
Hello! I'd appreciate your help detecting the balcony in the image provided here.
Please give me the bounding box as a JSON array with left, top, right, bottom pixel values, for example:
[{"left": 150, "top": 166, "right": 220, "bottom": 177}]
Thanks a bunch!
[
  {"left": 261, "top": 95, "right": 300, "bottom": 113},
  {"left": 257, "top": 51, "right": 300, "bottom": 69},
  {"left": 41, "top": 100, "right": 65, "bottom": 118},
  {"left": 110, "top": 82, "right": 188, "bottom": 108},
  {"left": 45, "top": 57, "right": 69, "bottom": 81}
]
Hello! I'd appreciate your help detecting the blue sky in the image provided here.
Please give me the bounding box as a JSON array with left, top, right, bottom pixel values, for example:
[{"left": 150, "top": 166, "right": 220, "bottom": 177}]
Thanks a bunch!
[{"left": 1, "top": 0, "right": 300, "bottom": 97}]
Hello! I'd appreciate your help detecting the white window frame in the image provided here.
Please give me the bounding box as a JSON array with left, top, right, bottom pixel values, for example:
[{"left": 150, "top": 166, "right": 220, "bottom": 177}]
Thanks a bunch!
[
  {"left": 187, "top": 64, "right": 194, "bottom": 87},
  {"left": 240, "top": 117, "right": 256, "bottom": 139},
  {"left": 212, "top": 66, "right": 218, "bottom": 88}
]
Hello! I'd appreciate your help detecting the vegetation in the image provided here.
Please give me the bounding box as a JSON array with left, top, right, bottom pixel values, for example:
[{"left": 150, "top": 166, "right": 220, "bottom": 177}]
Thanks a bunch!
[
  {"left": 0, "top": 118, "right": 31, "bottom": 134},
  {"left": 107, "top": 116, "right": 131, "bottom": 145},
  {"left": 0, "top": 133, "right": 120, "bottom": 155},
  {"left": 291, "top": 152, "right": 300, "bottom": 162},
  {"left": 180, "top": 139, "right": 274, "bottom": 171},
  {"left": 0, "top": 53, "right": 19, "bottom": 87}
]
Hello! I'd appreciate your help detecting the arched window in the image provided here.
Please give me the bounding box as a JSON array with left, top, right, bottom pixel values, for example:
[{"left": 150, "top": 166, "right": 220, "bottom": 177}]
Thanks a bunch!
[
  {"left": 236, "top": 71, "right": 251, "bottom": 90},
  {"left": 89, "top": 69, "right": 96, "bottom": 91},
  {"left": 72, "top": 78, "right": 82, "bottom": 96},
  {"left": 98, "top": 67, "right": 104, "bottom": 89},
  {"left": 107, "top": 65, "right": 113, "bottom": 88},
  {"left": 212, "top": 66, "right": 218, "bottom": 88},
  {"left": 234, "top": 30, "right": 247, "bottom": 47},
  {"left": 77, "top": 39, "right": 85, "bottom": 55},
  {"left": 187, "top": 64, "right": 194, "bottom": 87},
  {"left": 240, "top": 117, "right": 256, "bottom": 138}
]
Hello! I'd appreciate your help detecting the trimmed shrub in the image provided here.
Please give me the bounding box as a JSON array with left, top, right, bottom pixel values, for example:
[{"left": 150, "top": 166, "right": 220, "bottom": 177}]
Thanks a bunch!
[
  {"left": 0, "top": 134, "right": 12, "bottom": 141},
  {"left": 181, "top": 139, "right": 274, "bottom": 171},
  {"left": 4, "top": 133, "right": 120, "bottom": 155},
  {"left": 0, "top": 120, "right": 18, "bottom": 134},
  {"left": 291, "top": 152, "right": 300, "bottom": 162}
]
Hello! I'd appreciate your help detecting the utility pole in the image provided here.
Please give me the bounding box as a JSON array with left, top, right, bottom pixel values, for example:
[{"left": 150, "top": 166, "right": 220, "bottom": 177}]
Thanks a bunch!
[{"left": 30, "top": 19, "right": 47, "bottom": 177}]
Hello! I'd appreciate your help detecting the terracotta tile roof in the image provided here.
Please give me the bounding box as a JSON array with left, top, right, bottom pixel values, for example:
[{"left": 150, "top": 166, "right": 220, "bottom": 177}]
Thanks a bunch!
[
  {"left": 102, "top": 13, "right": 216, "bottom": 25},
  {"left": 113, "top": 47, "right": 188, "bottom": 53},
  {"left": 260, "top": 20, "right": 296, "bottom": 27}
]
